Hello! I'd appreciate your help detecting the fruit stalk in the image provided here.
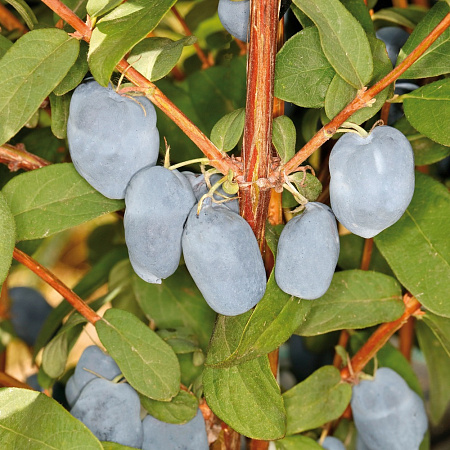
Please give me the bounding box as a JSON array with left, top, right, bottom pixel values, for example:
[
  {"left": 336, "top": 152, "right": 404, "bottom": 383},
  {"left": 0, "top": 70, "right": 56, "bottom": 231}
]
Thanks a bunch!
[
  {"left": 12, "top": 248, "right": 101, "bottom": 325},
  {"left": 341, "top": 293, "right": 421, "bottom": 380},
  {"left": 282, "top": 12, "right": 450, "bottom": 175},
  {"left": 239, "top": 0, "right": 280, "bottom": 247}
]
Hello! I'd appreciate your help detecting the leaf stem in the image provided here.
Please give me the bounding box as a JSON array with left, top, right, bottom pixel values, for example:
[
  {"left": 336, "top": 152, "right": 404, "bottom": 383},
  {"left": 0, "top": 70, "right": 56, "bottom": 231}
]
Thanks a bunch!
[
  {"left": 282, "top": 12, "right": 450, "bottom": 175},
  {"left": 341, "top": 293, "right": 421, "bottom": 381},
  {"left": 171, "top": 6, "right": 212, "bottom": 68},
  {"left": 359, "top": 238, "right": 374, "bottom": 271},
  {"left": 12, "top": 248, "right": 101, "bottom": 325},
  {"left": 0, "top": 144, "right": 51, "bottom": 171}
]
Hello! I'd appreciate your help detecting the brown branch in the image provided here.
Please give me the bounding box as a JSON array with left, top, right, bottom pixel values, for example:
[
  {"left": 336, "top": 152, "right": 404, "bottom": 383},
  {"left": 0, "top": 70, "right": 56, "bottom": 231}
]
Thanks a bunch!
[
  {"left": 0, "top": 3, "right": 27, "bottom": 34},
  {"left": 399, "top": 316, "right": 415, "bottom": 361},
  {"left": 393, "top": 0, "right": 409, "bottom": 8},
  {"left": 13, "top": 248, "right": 101, "bottom": 325},
  {"left": 380, "top": 101, "right": 391, "bottom": 125},
  {"left": 0, "top": 372, "right": 33, "bottom": 390},
  {"left": 360, "top": 238, "right": 374, "bottom": 271},
  {"left": 333, "top": 330, "right": 350, "bottom": 369},
  {"left": 282, "top": 12, "right": 450, "bottom": 175},
  {"left": 171, "top": 6, "right": 212, "bottom": 68},
  {"left": 0, "top": 144, "right": 51, "bottom": 171},
  {"left": 341, "top": 293, "right": 421, "bottom": 381},
  {"left": 239, "top": 0, "right": 280, "bottom": 248}
]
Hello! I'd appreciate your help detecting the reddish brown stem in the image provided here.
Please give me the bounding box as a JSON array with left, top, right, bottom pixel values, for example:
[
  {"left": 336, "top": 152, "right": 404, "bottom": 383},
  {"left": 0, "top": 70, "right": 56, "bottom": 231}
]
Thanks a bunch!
[
  {"left": 399, "top": 316, "right": 415, "bottom": 362},
  {"left": 380, "top": 101, "right": 391, "bottom": 126},
  {"left": 0, "top": 3, "right": 27, "bottom": 33},
  {"left": 239, "top": 0, "right": 280, "bottom": 248},
  {"left": 0, "top": 144, "right": 51, "bottom": 171},
  {"left": 360, "top": 238, "right": 374, "bottom": 271},
  {"left": 283, "top": 13, "right": 450, "bottom": 175},
  {"left": 0, "top": 372, "right": 33, "bottom": 390},
  {"left": 12, "top": 248, "right": 101, "bottom": 325},
  {"left": 341, "top": 294, "right": 421, "bottom": 380},
  {"left": 171, "top": 6, "right": 212, "bottom": 68}
]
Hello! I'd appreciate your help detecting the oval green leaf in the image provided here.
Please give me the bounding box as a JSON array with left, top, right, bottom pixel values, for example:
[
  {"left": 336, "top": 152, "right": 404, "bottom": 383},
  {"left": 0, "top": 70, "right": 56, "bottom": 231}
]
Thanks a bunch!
[
  {"left": 403, "top": 78, "right": 450, "bottom": 146},
  {"left": 96, "top": 308, "right": 181, "bottom": 401},
  {"left": 210, "top": 108, "right": 245, "bottom": 152},
  {"left": 2, "top": 163, "right": 124, "bottom": 242},
  {"left": 88, "top": 0, "right": 177, "bottom": 86},
  {"left": 283, "top": 366, "right": 352, "bottom": 435},
  {"left": 0, "top": 192, "right": 15, "bottom": 286},
  {"left": 272, "top": 116, "right": 296, "bottom": 163},
  {"left": 274, "top": 27, "right": 335, "bottom": 108},
  {"left": 203, "top": 356, "right": 286, "bottom": 440},
  {"left": 0, "top": 388, "right": 102, "bottom": 449},
  {"left": 375, "top": 172, "right": 450, "bottom": 317},
  {"left": 139, "top": 389, "right": 198, "bottom": 425},
  {"left": 292, "top": 0, "right": 373, "bottom": 88},
  {"left": 0, "top": 29, "right": 79, "bottom": 145}
]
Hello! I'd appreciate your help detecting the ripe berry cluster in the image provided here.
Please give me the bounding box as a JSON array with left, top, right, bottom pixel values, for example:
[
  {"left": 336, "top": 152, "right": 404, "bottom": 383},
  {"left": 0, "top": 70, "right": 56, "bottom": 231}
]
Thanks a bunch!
[
  {"left": 66, "top": 346, "right": 208, "bottom": 449},
  {"left": 68, "top": 80, "right": 415, "bottom": 315}
]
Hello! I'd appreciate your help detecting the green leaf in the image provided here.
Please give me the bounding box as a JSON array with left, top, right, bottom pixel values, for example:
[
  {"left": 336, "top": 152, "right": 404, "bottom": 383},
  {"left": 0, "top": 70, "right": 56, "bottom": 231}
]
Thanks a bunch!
[
  {"left": 2, "top": 163, "right": 124, "bottom": 241},
  {"left": 207, "top": 272, "right": 304, "bottom": 368},
  {"left": 49, "top": 92, "right": 71, "bottom": 139},
  {"left": 0, "top": 192, "right": 15, "bottom": 287},
  {"left": 88, "top": 0, "right": 177, "bottom": 86},
  {"left": 4, "top": 0, "right": 38, "bottom": 30},
  {"left": 372, "top": 6, "right": 427, "bottom": 29},
  {"left": 128, "top": 36, "right": 197, "bottom": 82},
  {"left": 276, "top": 435, "right": 323, "bottom": 450},
  {"left": 325, "top": 36, "right": 392, "bottom": 124},
  {"left": 403, "top": 79, "right": 450, "bottom": 147},
  {"left": 421, "top": 313, "right": 450, "bottom": 357},
  {"left": 132, "top": 264, "right": 216, "bottom": 351},
  {"left": 292, "top": 0, "right": 373, "bottom": 88},
  {"left": 289, "top": 172, "right": 323, "bottom": 202},
  {"left": 139, "top": 390, "right": 198, "bottom": 425},
  {"left": 33, "top": 247, "right": 128, "bottom": 358},
  {"left": 283, "top": 366, "right": 352, "bottom": 435},
  {"left": 157, "top": 328, "right": 202, "bottom": 355},
  {"left": 87, "top": 0, "right": 123, "bottom": 18},
  {"left": 0, "top": 35, "right": 12, "bottom": 58},
  {"left": 375, "top": 172, "right": 450, "bottom": 317},
  {"left": 338, "top": 234, "right": 394, "bottom": 276},
  {"left": 0, "top": 29, "right": 79, "bottom": 145},
  {"left": 203, "top": 356, "right": 286, "bottom": 440},
  {"left": 341, "top": 0, "right": 375, "bottom": 35},
  {"left": 0, "top": 388, "right": 102, "bottom": 448},
  {"left": 41, "top": 313, "right": 86, "bottom": 378},
  {"left": 272, "top": 116, "right": 296, "bottom": 163},
  {"left": 295, "top": 270, "right": 404, "bottom": 336},
  {"left": 210, "top": 108, "right": 245, "bottom": 152},
  {"left": 274, "top": 27, "right": 335, "bottom": 108},
  {"left": 95, "top": 308, "right": 180, "bottom": 401},
  {"left": 108, "top": 260, "right": 146, "bottom": 322},
  {"left": 291, "top": 4, "right": 314, "bottom": 29},
  {"left": 394, "top": 116, "right": 450, "bottom": 166},
  {"left": 416, "top": 321, "right": 450, "bottom": 425},
  {"left": 397, "top": 2, "right": 450, "bottom": 78},
  {"left": 53, "top": 41, "right": 89, "bottom": 96}
]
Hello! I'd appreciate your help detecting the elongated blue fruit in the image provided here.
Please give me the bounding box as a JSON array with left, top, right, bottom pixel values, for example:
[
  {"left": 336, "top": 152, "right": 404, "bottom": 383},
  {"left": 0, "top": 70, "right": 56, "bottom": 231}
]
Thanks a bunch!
[
  {"left": 329, "top": 126, "right": 415, "bottom": 238},
  {"left": 125, "top": 166, "right": 196, "bottom": 284},
  {"left": 71, "top": 378, "right": 143, "bottom": 448},
  {"left": 182, "top": 201, "right": 266, "bottom": 316},
  {"left": 218, "top": 0, "right": 250, "bottom": 42},
  {"left": 351, "top": 367, "right": 427, "bottom": 450},
  {"left": 275, "top": 202, "right": 339, "bottom": 300},
  {"left": 142, "top": 409, "right": 208, "bottom": 450},
  {"left": 67, "top": 80, "right": 159, "bottom": 199}
]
